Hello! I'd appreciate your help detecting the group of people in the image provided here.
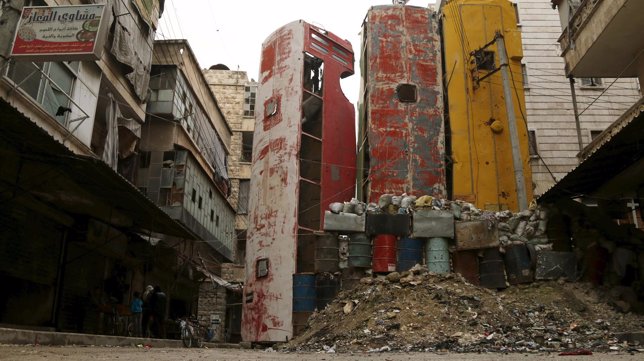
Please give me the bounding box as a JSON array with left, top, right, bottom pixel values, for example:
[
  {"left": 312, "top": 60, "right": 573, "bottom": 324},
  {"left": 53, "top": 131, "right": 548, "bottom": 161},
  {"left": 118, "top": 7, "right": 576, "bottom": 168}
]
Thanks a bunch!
[{"left": 130, "top": 285, "right": 167, "bottom": 338}]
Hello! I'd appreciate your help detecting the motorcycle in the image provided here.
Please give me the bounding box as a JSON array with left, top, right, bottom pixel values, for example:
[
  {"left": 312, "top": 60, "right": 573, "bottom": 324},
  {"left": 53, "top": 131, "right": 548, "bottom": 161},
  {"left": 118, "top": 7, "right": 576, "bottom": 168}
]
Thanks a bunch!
[{"left": 177, "top": 317, "right": 204, "bottom": 348}]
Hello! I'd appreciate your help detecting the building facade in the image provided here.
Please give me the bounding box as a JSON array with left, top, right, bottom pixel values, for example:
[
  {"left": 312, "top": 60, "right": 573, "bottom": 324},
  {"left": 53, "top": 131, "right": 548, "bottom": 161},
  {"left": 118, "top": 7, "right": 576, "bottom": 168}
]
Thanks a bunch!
[
  {"left": 203, "top": 66, "right": 257, "bottom": 265},
  {"left": 0, "top": 0, "right": 233, "bottom": 338},
  {"left": 513, "top": 0, "right": 641, "bottom": 196},
  {"left": 140, "top": 39, "right": 237, "bottom": 341},
  {"left": 202, "top": 66, "right": 257, "bottom": 342}
]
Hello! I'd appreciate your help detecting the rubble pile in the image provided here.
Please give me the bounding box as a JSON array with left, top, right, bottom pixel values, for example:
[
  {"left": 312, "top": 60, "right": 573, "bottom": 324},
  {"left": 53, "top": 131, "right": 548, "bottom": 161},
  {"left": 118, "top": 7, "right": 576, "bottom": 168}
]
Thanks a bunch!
[{"left": 284, "top": 267, "right": 644, "bottom": 353}]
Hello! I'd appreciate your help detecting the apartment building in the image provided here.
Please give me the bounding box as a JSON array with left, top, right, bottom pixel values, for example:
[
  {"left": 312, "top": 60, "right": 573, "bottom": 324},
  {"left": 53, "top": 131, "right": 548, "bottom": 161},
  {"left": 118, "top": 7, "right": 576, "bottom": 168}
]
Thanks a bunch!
[
  {"left": 0, "top": 0, "right": 232, "bottom": 336},
  {"left": 513, "top": 0, "right": 640, "bottom": 195}
]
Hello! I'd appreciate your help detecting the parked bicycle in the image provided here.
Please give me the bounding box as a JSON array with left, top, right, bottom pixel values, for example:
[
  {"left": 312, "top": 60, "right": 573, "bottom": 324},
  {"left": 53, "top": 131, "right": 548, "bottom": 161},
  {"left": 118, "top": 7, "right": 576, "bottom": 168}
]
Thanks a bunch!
[{"left": 177, "top": 316, "right": 205, "bottom": 348}]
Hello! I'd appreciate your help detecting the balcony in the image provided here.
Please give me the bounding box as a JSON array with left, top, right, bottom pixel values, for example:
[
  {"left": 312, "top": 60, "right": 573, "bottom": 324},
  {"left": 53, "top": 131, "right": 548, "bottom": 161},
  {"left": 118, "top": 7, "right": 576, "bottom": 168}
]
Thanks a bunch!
[{"left": 556, "top": 0, "right": 644, "bottom": 78}]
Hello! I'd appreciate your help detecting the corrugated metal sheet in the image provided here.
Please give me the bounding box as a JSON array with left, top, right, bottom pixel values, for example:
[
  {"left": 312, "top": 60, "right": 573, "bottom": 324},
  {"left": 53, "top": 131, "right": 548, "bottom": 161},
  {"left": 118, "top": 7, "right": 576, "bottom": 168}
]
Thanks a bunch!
[{"left": 358, "top": 5, "right": 446, "bottom": 203}]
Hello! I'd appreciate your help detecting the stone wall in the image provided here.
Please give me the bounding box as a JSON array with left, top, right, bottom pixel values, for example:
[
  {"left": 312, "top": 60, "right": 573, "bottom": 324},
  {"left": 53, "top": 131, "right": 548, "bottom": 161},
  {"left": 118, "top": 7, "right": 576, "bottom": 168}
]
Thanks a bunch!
[{"left": 197, "top": 281, "right": 227, "bottom": 342}]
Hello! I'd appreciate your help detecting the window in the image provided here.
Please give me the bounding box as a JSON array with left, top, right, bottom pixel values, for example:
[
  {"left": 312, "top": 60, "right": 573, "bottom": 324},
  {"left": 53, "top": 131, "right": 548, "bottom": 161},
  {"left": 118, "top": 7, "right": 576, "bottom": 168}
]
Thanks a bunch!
[
  {"left": 590, "top": 130, "right": 602, "bottom": 141},
  {"left": 256, "top": 258, "right": 269, "bottom": 278},
  {"left": 6, "top": 61, "right": 77, "bottom": 125},
  {"left": 210, "top": 209, "right": 214, "bottom": 222},
  {"left": 528, "top": 130, "right": 538, "bottom": 156},
  {"left": 475, "top": 51, "right": 495, "bottom": 71},
  {"left": 580, "top": 78, "right": 603, "bottom": 87},
  {"left": 215, "top": 215, "right": 220, "bottom": 227},
  {"left": 396, "top": 84, "right": 417, "bottom": 103},
  {"left": 238, "top": 180, "right": 250, "bottom": 214},
  {"left": 303, "top": 52, "right": 324, "bottom": 95},
  {"left": 521, "top": 64, "right": 529, "bottom": 88},
  {"left": 191, "top": 188, "right": 197, "bottom": 202},
  {"left": 198, "top": 196, "right": 203, "bottom": 209},
  {"left": 241, "top": 131, "right": 253, "bottom": 162},
  {"left": 243, "top": 85, "right": 257, "bottom": 117}
]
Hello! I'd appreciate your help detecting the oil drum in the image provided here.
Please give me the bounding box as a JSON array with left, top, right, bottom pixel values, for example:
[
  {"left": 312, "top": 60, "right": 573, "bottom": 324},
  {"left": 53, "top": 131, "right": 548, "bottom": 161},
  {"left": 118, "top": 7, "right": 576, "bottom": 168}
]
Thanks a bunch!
[
  {"left": 397, "top": 237, "right": 424, "bottom": 271},
  {"left": 427, "top": 237, "right": 450, "bottom": 273},
  {"left": 348, "top": 233, "right": 372, "bottom": 268},
  {"left": 372, "top": 234, "right": 397, "bottom": 273}
]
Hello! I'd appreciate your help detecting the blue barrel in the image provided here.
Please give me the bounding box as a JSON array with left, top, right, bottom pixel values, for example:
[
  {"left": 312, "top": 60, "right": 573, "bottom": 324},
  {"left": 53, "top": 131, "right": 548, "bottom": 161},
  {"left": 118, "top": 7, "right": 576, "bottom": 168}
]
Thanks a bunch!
[
  {"left": 397, "top": 237, "right": 424, "bottom": 271},
  {"left": 427, "top": 237, "right": 450, "bottom": 273},
  {"left": 348, "top": 233, "right": 372, "bottom": 268},
  {"left": 293, "top": 273, "right": 316, "bottom": 312}
]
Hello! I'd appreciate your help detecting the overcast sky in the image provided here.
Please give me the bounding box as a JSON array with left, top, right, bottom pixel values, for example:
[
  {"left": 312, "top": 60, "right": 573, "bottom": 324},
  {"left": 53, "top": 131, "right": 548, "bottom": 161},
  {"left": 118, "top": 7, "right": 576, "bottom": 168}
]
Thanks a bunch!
[{"left": 157, "top": 0, "right": 434, "bottom": 105}]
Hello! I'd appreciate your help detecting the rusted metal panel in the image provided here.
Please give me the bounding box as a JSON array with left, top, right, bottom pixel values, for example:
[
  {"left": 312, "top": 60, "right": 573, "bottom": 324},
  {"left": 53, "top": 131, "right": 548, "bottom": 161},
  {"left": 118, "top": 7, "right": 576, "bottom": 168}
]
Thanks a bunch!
[
  {"left": 535, "top": 251, "right": 577, "bottom": 280},
  {"left": 243, "top": 21, "right": 355, "bottom": 343},
  {"left": 454, "top": 220, "right": 499, "bottom": 250},
  {"left": 358, "top": 6, "right": 445, "bottom": 203},
  {"left": 412, "top": 209, "right": 454, "bottom": 238},
  {"left": 452, "top": 250, "right": 480, "bottom": 286}
]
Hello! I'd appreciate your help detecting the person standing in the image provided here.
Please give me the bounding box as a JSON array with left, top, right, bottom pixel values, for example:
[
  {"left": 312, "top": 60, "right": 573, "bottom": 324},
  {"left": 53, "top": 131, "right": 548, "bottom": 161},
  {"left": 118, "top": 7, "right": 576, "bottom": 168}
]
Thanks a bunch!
[
  {"left": 149, "top": 286, "right": 167, "bottom": 338},
  {"left": 130, "top": 291, "right": 143, "bottom": 337}
]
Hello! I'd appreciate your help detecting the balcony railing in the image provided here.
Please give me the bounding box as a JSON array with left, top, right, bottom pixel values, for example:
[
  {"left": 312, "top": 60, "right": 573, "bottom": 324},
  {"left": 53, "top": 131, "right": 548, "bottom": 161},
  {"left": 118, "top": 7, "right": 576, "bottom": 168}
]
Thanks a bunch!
[{"left": 559, "top": 0, "right": 602, "bottom": 53}]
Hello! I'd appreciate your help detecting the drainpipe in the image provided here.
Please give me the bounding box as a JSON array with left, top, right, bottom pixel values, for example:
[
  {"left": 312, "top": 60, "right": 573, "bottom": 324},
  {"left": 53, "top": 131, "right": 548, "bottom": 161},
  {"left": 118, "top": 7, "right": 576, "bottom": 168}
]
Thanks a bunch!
[
  {"left": 569, "top": 77, "right": 584, "bottom": 156},
  {"left": 496, "top": 33, "right": 528, "bottom": 211}
]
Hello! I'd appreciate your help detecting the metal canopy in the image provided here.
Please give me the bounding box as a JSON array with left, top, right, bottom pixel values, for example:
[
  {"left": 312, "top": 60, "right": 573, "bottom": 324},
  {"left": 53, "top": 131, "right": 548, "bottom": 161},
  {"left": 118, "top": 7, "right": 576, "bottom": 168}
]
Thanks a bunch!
[
  {"left": 0, "top": 98, "right": 193, "bottom": 239},
  {"left": 539, "top": 98, "right": 644, "bottom": 202}
]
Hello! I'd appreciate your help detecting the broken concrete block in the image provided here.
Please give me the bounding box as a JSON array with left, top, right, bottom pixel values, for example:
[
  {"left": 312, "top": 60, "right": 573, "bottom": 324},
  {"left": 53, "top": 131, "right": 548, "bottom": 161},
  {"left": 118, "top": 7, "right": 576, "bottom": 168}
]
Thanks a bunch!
[
  {"left": 323, "top": 211, "right": 366, "bottom": 232},
  {"left": 366, "top": 213, "right": 410, "bottom": 236},
  {"left": 455, "top": 220, "right": 499, "bottom": 250},
  {"left": 411, "top": 209, "right": 454, "bottom": 238}
]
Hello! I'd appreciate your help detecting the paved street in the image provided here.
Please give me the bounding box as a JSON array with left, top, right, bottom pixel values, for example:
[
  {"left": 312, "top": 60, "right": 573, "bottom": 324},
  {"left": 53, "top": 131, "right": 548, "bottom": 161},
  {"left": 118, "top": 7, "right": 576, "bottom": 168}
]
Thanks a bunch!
[{"left": 0, "top": 345, "right": 641, "bottom": 361}]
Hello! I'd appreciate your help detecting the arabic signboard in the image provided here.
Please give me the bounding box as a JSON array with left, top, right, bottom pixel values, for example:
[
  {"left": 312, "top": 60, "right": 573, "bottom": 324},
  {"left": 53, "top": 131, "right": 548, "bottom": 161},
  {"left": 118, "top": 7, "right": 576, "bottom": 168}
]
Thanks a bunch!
[{"left": 11, "top": 5, "right": 108, "bottom": 61}]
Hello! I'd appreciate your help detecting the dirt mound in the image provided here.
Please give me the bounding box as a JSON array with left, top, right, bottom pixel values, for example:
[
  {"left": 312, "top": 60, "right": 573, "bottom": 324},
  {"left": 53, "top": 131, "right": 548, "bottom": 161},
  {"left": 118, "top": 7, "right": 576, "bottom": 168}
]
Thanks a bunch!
[{"left": 283, "top": 267, "right": 644, "bottom": 353}]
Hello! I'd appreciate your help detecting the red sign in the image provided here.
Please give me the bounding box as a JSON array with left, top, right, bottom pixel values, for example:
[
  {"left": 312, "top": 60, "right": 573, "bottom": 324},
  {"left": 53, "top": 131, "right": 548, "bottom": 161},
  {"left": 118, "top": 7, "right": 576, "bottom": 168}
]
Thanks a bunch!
[{"left": 11, "top": 5, "right": 106, "bottom": 61}]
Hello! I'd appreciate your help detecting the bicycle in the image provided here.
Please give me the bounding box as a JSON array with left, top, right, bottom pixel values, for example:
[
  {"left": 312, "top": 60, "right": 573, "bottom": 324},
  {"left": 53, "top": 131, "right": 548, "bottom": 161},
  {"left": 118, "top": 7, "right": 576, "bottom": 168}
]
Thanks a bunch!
[{"left": 177, "top": 317, "right": 205, "bottom": 348}]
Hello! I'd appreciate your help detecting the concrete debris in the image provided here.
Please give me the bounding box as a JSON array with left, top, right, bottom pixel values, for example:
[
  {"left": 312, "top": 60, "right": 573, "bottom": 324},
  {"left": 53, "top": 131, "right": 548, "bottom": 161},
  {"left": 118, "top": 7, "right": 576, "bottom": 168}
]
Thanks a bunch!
[{"left": 283, "top": 269, "right": 644, "bottom": 354}]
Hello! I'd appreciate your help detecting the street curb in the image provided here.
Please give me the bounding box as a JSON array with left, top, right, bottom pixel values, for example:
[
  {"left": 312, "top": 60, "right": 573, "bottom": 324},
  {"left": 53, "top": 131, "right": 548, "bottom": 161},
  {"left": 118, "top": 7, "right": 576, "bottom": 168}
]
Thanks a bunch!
[{"left": 0, "top": 327, "right": 240, "bottom": 349}]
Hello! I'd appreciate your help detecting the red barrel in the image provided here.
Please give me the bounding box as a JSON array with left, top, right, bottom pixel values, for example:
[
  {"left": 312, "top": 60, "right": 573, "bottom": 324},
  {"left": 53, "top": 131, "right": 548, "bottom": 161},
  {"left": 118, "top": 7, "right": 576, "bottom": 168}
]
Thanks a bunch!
[{"left": 372, "top": 234, "right": 397, "bottom": 273}]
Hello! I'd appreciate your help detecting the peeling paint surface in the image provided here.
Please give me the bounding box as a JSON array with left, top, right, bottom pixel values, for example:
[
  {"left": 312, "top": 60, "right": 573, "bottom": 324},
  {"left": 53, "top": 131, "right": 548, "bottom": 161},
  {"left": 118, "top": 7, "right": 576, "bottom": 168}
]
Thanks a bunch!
[
  {"left": 358, "top": 6, "right": 446, "bottom": 203},
  {"left": 243, "top": 21, "right": 355, "bottom": 343},
  {"left": 441, "top": 0, "right": 533, "bottom": 211}
]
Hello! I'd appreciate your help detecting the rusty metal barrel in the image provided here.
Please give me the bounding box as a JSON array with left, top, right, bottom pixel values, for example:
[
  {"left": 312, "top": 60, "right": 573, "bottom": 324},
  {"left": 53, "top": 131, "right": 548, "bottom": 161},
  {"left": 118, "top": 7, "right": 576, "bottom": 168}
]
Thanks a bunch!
[
  {"left": 315, "top": 233, "right": 339, "bottom": 272},
  {"left": 397, "top": 237, "right": 424, "bottom": 271},
  {"left": 348, "top": 233, "right": 372, "bottom": 268},
  {"left": 315, "top": 273, "right": 340, "bottom": 311},
  {"left": 427, "top": 237, "right": 450, "bottom": 273},
  {"left": 452, "top": 250, "right": 480, "bottom": 285},
  {"left": 372, "top": 234, "right": 397, "bottom": 273},
  {"left": 503, "top": 243, "right": 534, "bottom": 284},
  {"left": 480, "top": 248, "right": 507, "bottom": 289}
]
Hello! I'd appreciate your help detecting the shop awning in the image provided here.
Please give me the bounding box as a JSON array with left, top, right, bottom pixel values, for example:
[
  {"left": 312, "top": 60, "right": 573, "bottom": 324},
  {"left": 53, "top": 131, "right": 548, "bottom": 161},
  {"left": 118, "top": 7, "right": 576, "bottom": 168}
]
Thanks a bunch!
[
  {"left": 0, "top": 98, "right": 194, "bottom": 239},
  {"left": 539, "top": 98, "right": 644, "bottom": 202}
]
